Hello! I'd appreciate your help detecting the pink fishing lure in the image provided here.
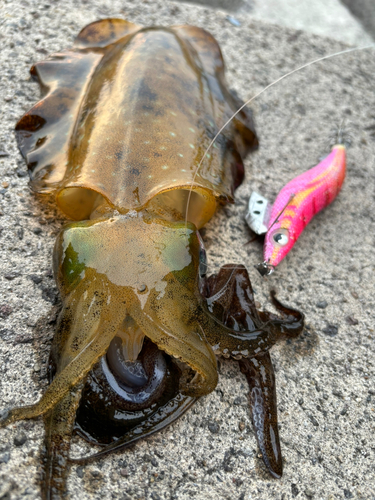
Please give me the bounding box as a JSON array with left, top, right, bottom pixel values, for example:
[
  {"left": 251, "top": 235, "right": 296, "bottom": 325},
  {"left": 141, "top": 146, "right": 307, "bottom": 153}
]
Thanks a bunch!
[{"left": 254, "top": 144, "right": 346, "bottom": 275}]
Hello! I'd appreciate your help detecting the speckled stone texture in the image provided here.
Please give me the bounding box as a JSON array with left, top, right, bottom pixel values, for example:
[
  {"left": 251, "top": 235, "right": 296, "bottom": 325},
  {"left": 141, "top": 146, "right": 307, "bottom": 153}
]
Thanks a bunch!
[{"left": 0, "top": 1, "right": 374, "bottom": 500}]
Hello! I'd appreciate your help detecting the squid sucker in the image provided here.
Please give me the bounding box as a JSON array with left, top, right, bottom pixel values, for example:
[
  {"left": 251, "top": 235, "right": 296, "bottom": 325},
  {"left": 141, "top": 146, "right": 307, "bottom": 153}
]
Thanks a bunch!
[{"left": 0, "top": 19, "right": 305, "bottom": 499}]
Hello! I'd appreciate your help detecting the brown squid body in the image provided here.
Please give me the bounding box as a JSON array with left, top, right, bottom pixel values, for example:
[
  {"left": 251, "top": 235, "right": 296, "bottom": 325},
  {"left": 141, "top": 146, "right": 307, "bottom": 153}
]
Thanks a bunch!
[{"left": 0, "top": 18, "right": 304, "bottom": 499}]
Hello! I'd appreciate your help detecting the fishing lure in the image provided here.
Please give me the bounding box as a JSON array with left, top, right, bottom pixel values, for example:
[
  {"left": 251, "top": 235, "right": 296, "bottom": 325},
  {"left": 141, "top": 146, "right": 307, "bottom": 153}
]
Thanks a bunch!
[
  {"left": 0, "top": 19, "right": 304, "bottom": 499},
  {"left": 246, "top": 142, "right": 346, "bottom": 275}
]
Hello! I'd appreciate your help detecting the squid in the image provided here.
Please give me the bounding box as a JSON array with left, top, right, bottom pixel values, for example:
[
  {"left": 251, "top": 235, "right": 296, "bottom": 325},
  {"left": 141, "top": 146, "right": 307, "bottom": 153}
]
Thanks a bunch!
[{"left": 0, "top": 19, "right": 304, "bottom": 499}]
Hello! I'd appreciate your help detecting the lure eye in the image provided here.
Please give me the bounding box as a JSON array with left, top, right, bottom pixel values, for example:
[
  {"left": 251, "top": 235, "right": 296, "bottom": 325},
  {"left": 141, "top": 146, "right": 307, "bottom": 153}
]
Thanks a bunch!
[
  {"left": 270, "top": 228, "right": 290, "bottom": 247},
  {"left": 196, "top": 231, "right": 208, "bottom": 278}
]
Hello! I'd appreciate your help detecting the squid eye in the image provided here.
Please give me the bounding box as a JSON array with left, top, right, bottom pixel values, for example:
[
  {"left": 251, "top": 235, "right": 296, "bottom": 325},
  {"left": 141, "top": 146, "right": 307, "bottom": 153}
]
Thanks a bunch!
[
  {"left": 197, "top": 231, "right": 208, "bottom": 278},
  {"left": 270, "top": 228, "right": 290, "bottom": 247}
]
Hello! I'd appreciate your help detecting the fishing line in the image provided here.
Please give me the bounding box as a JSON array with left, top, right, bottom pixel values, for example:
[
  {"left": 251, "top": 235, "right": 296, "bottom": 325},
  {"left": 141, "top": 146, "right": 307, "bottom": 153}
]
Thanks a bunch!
[{"left": 184, "top": 43, "right": 375, "bottom": 229}]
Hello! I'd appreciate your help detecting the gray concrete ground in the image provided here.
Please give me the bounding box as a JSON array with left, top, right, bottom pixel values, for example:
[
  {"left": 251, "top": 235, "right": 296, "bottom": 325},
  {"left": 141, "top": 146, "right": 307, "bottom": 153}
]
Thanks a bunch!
[
  {"left": 176, "top": 0, "right": 374, "bottom": 45},
  {"left": 341, "top": 0, "right": 375, "bottom": 40},
  {"left": 0, "top": 1, "right": 374, "bottom": 500},
  {"left": 242, "top": 0, "right": 374, "bottom": 45}
]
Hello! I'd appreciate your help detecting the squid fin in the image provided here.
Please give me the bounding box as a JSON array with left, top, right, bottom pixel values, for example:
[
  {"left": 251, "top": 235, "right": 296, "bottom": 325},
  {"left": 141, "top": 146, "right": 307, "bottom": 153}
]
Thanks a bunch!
[
  {"left": 74, "top": 18, "right": 140, "bottom": 48},
  {"left": 15, "top": 18, "right": 140, "bottom": 194}
]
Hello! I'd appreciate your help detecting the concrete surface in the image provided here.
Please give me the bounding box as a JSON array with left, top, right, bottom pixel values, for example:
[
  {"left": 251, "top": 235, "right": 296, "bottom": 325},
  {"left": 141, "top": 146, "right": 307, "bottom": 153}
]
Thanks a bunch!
[
  {"left": 175, "top": 0, "right": 374, "bottom": 45},
  {"left": 176, "top": 0, "right": 246, "bottom": 13},
  {"left": 238, "top": 0, "right": 374, "bottom": 45},
  {"left": 0, "top": 1, "right": 375, "bottom": 500},
  {"left": 341, "top": 0, "right": 375, "bottom": 39}
]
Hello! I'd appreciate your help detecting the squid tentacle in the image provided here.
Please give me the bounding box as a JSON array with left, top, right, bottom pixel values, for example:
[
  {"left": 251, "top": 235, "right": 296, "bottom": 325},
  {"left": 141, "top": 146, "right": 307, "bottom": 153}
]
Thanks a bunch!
[
  {"left": 203, "top": 310, "right": 278, "bottom": 358},
  {"left": 71, "top": 394, "right": 195, "bottom": 464},
  {"left": 42, "top": 383, "right": 84, "bottom": 500},
  {"left": 202, "top": 264, "right": 278, "bottom": 358},
  {"left": 202, "top": 264, "right": 304, "bottom": 478},
  {"left": 258, "top": 290, "right": 305, "bottom": 339},
  {"left": 0, "top": 289, "right": 123, "bottom": 427},
  {"left": 239, "top": 351, "right": 282, "bottom": 478}
]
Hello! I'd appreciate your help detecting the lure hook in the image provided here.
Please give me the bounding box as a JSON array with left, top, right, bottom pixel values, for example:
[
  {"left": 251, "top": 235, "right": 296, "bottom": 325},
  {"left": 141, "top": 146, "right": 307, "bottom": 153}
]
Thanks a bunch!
[{"left": 254, "top": 261, "right": 275, "bottom": 277}]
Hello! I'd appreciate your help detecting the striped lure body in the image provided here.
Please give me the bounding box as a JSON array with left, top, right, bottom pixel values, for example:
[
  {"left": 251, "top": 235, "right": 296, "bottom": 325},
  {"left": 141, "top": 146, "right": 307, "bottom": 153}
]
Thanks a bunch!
[{"left": 252, "top": 144, "right": 346, "bottom": 274}]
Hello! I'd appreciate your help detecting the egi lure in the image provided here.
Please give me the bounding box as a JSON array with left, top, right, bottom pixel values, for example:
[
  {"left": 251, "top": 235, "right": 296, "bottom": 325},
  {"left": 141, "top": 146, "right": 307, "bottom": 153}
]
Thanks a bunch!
[{"left": 246, "top": 142, "right": 346, "bottom": 275}]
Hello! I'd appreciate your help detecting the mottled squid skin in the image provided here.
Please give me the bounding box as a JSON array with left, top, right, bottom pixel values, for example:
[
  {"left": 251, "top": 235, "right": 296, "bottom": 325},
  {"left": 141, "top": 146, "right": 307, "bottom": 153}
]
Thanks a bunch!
[{"left": 0, "top": 18, "right": 305, "bottom": 498}]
